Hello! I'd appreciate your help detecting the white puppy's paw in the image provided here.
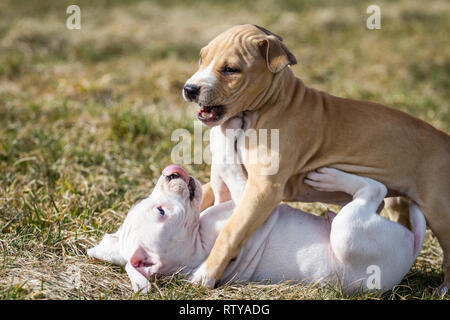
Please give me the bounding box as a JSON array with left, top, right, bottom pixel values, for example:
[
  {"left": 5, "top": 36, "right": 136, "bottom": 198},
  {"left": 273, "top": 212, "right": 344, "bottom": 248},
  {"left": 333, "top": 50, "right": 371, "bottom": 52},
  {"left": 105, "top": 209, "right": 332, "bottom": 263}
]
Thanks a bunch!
[
  {"left": 188, "top": 262, "right": 216, "bottom": 289},
  {"left": 305, "top": 167, "right": 345, "bottom": 193},
  {"left": 305, "top": 167, "right": 387, "bottom": 200}
]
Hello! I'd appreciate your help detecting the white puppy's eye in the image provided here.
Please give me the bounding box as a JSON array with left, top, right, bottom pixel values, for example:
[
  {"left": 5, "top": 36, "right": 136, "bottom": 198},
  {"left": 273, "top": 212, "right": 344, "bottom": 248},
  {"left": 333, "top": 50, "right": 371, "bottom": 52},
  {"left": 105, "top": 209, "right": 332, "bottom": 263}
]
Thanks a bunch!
[{"left": 156, "top": 206, "right": 165, "bottom": 217}]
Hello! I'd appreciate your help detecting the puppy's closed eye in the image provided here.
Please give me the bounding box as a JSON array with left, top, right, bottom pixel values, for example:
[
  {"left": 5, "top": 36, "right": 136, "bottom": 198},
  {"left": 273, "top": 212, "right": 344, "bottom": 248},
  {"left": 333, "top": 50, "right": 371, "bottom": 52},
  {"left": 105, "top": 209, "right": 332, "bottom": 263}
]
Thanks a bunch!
[
  {"left": 222, "top": 66, "right": 240, "bottom": 74},
  {"left": 156, "top": 206, "right": 165, "bottom": 217}
]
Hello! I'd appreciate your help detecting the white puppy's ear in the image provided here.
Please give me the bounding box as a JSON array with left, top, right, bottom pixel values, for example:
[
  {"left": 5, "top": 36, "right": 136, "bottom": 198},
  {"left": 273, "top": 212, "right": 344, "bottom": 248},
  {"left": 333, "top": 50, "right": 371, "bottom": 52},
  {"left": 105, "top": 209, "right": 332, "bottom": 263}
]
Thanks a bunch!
[
  {"left": 258, "top": 35, "right": 297, "bottom": 73},
  {"left": 87, "top": 233, "right": 126, "bottom": 266},
  {"left": 129, "top": 245, "right": 160, "bottom": 280}
]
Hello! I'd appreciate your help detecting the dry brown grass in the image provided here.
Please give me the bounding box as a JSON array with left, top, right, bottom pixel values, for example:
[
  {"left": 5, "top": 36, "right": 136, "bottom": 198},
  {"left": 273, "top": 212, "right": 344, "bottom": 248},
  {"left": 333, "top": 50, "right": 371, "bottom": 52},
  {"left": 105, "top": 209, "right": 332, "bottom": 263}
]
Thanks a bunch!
[{"left": 0, "top": 0, "right": 449, "bottom": 299}]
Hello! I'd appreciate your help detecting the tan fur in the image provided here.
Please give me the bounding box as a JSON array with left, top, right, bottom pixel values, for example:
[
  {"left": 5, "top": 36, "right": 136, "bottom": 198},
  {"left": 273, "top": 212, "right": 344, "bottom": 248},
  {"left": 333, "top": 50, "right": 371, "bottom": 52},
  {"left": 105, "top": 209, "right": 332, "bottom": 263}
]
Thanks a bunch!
[
  {"left": 384, "top": 197, "right": 412, "bottom": 230},
  {"left": 200, "top": 182, "right": 215, "bottom": 212},
  {"left": 192, "top": 25, "right": 450, "bottom": 288}
]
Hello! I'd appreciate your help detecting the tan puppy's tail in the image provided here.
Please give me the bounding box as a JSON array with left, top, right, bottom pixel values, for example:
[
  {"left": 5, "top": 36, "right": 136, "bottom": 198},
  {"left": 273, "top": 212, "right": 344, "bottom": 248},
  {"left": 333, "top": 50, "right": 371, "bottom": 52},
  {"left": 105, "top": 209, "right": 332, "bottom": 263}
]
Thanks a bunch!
[{"left": 409, "top": 203, "right": 427, "bottom": 260}]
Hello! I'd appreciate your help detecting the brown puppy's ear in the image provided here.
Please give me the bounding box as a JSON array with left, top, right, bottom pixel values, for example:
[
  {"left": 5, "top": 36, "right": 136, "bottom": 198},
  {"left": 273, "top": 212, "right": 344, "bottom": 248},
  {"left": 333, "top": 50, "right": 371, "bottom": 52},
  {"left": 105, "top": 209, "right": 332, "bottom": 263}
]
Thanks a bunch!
[
  {"left": 258, "top": 35, "right": 297, "bottom": 73},
  {"left": 252, "top": 24, "right": 284, "bottom": 41}
]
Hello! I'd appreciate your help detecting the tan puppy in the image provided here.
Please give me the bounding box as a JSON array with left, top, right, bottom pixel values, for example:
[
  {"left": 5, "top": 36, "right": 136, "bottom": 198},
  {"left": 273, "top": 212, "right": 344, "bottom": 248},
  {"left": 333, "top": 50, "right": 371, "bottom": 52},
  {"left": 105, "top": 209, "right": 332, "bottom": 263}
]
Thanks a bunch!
[{"left": 182, "top": 24, "right": 450, "bottom": 292}]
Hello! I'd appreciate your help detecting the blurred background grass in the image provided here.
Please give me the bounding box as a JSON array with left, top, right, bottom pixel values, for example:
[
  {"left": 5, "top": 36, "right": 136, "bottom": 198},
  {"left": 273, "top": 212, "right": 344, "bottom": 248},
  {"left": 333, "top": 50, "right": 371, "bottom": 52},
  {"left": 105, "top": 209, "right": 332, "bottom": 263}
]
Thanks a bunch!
[{"left": 0, "top": 0, "right": 448, "bottom": 299}]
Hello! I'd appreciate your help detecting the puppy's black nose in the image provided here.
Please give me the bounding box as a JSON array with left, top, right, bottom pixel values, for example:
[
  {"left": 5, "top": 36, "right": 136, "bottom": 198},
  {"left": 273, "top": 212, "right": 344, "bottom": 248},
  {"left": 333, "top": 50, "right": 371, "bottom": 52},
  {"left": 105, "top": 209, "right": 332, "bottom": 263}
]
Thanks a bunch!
[{"left": 183, "top": 84, "right": 200, "bottom": 101}]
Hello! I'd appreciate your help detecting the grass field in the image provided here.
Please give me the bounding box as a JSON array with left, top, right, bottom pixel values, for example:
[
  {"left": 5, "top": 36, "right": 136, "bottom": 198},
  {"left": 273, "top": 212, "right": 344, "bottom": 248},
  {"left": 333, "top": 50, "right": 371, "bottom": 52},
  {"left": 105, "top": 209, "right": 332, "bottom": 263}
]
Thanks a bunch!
[{"left": 0, "top": 0, "right": 449, "bottom": 299}]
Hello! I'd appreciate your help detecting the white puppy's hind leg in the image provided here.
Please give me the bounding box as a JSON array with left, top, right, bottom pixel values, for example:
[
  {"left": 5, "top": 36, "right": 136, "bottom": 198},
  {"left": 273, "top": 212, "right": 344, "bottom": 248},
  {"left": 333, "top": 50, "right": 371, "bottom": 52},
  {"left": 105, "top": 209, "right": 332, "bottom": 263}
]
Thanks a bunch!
[
  {"left": 306, "top": 168, "right": 391, "bottom": 290},
  {"left": 306, "top": 167, "right": 424, "bottom": 293},
  {"left": 305, "top": 167, "right": 387, "bottom": 213},
  {"left": 305, "top": 168, "right": 388, "bottom": 265}
]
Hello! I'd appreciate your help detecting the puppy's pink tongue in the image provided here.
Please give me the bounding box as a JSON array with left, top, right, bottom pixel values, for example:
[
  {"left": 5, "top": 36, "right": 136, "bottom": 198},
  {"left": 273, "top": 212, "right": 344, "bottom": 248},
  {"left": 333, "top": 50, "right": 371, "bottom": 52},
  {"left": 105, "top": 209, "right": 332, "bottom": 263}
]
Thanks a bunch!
[{"left": 162, "top": 165, "right": 190, "bottom": 184}]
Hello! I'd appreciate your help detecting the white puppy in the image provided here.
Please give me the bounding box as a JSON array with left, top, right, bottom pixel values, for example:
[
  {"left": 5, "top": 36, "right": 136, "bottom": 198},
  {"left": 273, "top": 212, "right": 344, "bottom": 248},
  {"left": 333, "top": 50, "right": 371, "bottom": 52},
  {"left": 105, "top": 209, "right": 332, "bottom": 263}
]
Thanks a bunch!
[{"left": 88, "top": 117, "right": 425, "bottom": 294}]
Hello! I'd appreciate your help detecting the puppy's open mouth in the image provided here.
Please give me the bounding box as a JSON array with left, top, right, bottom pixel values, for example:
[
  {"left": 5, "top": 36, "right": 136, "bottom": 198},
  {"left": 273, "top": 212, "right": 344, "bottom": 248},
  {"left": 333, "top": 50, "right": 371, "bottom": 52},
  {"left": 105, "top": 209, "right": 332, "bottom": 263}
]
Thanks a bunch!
[
  {"left": 197, "top": 105, "right": 225, "bottom": 124},
  {"left": 166, "top": 174, "right": 196, "bottom": 201}
]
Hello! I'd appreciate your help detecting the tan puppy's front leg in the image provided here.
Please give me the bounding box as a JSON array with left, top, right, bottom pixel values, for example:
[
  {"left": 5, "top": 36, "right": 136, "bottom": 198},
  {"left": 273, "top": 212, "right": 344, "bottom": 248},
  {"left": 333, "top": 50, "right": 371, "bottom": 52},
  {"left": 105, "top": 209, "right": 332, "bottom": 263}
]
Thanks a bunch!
[
  {"left": 200, "top": 182, "right": 215, "bottom": 212},
  {"left": 190, "top": 176, "right": 284, "bottom": 287}
]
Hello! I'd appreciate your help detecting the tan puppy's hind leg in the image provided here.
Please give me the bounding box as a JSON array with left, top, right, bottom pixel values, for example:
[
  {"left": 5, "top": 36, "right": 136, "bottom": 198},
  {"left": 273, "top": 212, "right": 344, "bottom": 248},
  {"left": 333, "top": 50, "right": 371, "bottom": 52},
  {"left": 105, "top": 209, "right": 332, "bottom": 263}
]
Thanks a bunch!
[
  {"left": 430, "top": 222, "right": 450, "bottom": 296},
  {"left": 421, "top": 197, "right": 450, "bottom": 296},
  {"left": 384, "top": 197, "right": 412, "bottom": 230}
]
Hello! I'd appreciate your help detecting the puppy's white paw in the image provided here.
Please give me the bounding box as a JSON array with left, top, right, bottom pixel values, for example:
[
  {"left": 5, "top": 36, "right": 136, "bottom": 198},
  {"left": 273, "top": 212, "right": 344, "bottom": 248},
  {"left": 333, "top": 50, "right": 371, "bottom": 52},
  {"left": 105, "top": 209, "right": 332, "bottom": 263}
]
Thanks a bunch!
[
  {"left": 304, "top": 167, "right": 343, "bottom": 192},
  {"left": 188, "top": 262, "right": 216, "bottom": 289}
]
